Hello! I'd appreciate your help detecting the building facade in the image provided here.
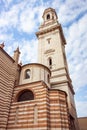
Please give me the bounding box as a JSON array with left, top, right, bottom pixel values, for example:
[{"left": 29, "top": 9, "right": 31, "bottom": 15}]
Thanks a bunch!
[{"left": 0, "top": 8, "right": 79, "bottom": 130}]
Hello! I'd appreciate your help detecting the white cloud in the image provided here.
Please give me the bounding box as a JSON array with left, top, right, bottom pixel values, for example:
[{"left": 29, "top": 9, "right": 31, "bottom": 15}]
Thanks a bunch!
[
  {"left": 0, "top": 33, "right": 13, "bottom": 41},
  {"left": 0, "top": 1, "right": 46, "bottom": 34},
  {"left": 7, "top": 0, "right": 13, "bottom": 3},
  {"left": 75, "top": 100, "right": 87, "bottom": 117},
  {"left": 19, "top": 39, "right": 38, "bottom": 64},
  {"left": 18, "top": 3, "right": 46, "bottom": 33},
  {"left": 65, "top": 13, "right": 87, "bottom": 92},
  {"left": 18, "top": 8, "right": 37, "bottom": 33},
  {"left": 58, "top": 0, "right": 87, "bottom": 25},
  {"left": 4, "top": 38, "right": 38, "bottom": 64},
  {"left": 0, "top": 4, "right": 19, "bottom": 31}
]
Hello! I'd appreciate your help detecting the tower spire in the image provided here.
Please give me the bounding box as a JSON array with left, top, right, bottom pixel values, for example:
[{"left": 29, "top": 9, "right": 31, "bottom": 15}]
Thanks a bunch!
[
  {"left": 0, "top": 42, "right": 5, "bottom": 49},
  {"left": 13, "top": 46, "right": 20, "bottom": 63}
]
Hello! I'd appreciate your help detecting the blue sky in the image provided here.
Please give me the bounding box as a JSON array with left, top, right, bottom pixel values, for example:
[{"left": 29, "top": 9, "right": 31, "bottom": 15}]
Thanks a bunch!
[{"left": 0, "top": 0, "right": 87, "bottom": 117}]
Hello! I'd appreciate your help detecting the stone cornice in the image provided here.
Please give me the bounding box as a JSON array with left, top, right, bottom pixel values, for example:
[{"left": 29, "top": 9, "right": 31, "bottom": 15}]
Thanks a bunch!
[
  {"left": 49, "top": 88, "right": 67, "bottom": 96},
  {"left": 36, "top": 24, "right": 66, "bottom": 45},
  {"left": 40, "top": 20, "right": 58, "bottom": 29},
  {"left": 51, "top": 67, "right": 65, "bottom": 72},
  {"left": 36, "top": 24, "right": 60, "bottom": 36},
  {"left": 22, "top": 63, "right": 51, "bottom": 75},
  {"left": 51, "top": 80, "right": 75, "bottom": 94},
  {"left": 15, "top": 80, "right": 47, "bottom": 88}
]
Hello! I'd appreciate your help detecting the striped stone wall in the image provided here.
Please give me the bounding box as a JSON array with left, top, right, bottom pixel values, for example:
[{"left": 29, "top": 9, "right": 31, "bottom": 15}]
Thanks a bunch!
[
  {"left": 49, "top": 90, "right": 70, "bottom": 130},
  {"left": 0, "top": 48, "right": 18, "bottom": 129},
  {"left": 7, "top": 81, "right": 70, "bottom": 130},
  {"left": 7, "top": 81, "right": 50, "bottom": 130}
]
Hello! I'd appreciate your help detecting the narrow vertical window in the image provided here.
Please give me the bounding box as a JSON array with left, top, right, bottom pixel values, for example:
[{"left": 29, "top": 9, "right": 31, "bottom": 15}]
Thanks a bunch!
[
  {"left": 25, "top": 69, "right": 30, "bottom": 79},
  {"left": 48, "top": 57, "right": 52, "bottom": 69},
  {"left": 47, "top": 74, "right": 50, "bottom": 83},
  {"left": 49, "top": 58, "right": 52, "bottom": 66}
]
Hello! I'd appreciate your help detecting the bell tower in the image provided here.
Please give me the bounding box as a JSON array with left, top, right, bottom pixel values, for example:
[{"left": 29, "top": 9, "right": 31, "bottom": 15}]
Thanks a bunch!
[
  {"left": 36, "top": 7, "right": 70, "bottom": 87},
  {"left": 36, "top": 8, "right": 79, "bottom": 130}
]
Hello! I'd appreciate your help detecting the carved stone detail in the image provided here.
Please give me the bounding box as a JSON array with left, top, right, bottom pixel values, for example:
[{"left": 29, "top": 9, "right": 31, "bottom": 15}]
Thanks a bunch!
[{"left": 44, "top": 49, "right": 55, "bottom": 54}]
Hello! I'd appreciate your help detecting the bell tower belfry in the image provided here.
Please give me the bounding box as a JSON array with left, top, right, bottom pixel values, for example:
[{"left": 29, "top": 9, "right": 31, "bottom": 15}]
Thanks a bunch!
[{"left": 36, "top": 8, "right": 79, "bottom": 130}]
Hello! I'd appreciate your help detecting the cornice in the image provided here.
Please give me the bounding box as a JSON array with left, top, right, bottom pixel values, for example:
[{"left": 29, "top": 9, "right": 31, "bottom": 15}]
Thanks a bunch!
[
  {"left": 36, "top": 24, "right": 60, "bottom": 36},
  {"left": 36, "top": 24, "right": 66, "bottom": 45},
  {"left": 49, "top": 88, "right": 67, "bottom": 96},
  {"left": 15, "top": 80, "right": 48, "bottom": 88},
  {"left": 22, "top": 63, "right": 51, "bottom": 75},
  {"left": 51, "top": 80, "right": 75, "bottom": 94}
]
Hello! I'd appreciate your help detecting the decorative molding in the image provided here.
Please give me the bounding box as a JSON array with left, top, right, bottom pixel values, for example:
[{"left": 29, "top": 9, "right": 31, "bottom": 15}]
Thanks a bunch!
[
  {"left": 44, "top": 49, "right": 55, "bottom": 54},
  {"left": 36, "top": 24, "right": 60, "bottom": 36}
]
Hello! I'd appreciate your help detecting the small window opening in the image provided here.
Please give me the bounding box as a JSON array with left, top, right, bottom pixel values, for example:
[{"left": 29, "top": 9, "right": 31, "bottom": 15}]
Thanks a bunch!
[
  {"left": 49, "top": 58, "right": 52, "bottom": 66},
  {"left": 47, "top": 38, "right": 51, "bottom": 44},
  {"left": 48, "top": 58, "right": 52, "bottom": 69},
  {"left": 47, "top": 14, "right": 50, "bottom": 20},
  {"left": 25, "top": 69, "right": 30, "bottom": 79},
  {"left": 18, "top": 90, "right": 34, "bottom": 102},
  {"left": 47, "top": 74, "right": 50, "bottom": 83}
]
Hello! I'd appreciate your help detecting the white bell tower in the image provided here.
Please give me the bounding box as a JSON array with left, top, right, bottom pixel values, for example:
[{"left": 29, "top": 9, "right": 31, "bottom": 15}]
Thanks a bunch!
[
  {"left": 36, "top": 7, "right": 79, "bottom": 130},
  {"left": 36, "top": 7, "right": 70, "bottom": 87}
]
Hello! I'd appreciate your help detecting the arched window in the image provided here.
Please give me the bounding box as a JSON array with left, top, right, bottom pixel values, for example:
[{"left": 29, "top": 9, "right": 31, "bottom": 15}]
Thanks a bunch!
[
  {"left": 25, "top": 69, "right": 30, "bottom": 79},
  {"left": 18, "top": 90, "right": 34, "bottom": 102},
  {"left": 47, "top": 14, "right": 50, "bottom": 20}
]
